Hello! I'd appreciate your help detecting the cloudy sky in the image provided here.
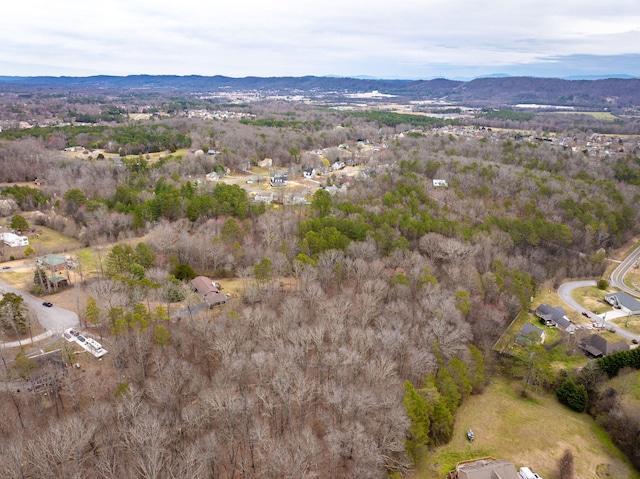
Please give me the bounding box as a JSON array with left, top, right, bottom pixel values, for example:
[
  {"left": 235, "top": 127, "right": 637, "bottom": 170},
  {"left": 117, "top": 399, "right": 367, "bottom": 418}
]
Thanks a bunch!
[{"left": 3, "top": 0, "right": 640, "bottom": 79}]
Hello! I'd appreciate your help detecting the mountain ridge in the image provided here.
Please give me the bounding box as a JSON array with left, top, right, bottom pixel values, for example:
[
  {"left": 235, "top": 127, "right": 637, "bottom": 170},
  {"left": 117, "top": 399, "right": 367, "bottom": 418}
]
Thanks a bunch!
[{"left": 1, "top": 74, "right": 639, "bottom": 108}]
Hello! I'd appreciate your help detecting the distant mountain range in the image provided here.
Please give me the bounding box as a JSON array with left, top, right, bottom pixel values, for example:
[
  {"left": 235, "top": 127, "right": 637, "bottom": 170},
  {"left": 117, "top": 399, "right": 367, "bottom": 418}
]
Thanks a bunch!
[{"left": 1, "top": 74, "right": 639, "bottom": 108}]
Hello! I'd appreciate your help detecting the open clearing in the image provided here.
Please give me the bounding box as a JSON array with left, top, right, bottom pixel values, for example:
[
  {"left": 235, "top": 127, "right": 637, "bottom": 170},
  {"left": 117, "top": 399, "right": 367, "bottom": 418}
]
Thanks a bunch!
[{"left": 413, "top": 378, "right": 638, "bottom": 479}]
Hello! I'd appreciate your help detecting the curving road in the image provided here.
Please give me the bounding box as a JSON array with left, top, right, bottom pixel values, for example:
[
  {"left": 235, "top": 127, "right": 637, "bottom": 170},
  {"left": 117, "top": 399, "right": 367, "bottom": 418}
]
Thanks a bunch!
[
  {"left": 610, "top": 244, "right": 640, "bottom": 297},
  {"left": 0, "top": 279, "right": 79, "bottom": 348},
  {"left": 558, "top": 245, "right": 640, "bottom": 342}
]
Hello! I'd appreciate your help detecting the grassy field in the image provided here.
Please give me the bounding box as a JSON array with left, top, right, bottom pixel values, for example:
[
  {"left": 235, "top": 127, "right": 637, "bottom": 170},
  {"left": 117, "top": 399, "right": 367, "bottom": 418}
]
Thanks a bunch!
[
  {"left": 412, "top": 378, "right": 639, "bottom": 479},
  {"left": 552, "top": 111, "right": 618, "bottom": 120},
  {"left": 572, "top": 286, "right": 610, "bottom": 315}
]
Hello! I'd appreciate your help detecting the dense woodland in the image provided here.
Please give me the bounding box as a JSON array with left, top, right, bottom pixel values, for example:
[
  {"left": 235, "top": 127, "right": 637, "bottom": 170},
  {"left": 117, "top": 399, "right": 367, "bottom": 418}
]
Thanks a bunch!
[{"left": 1, "top": 90, "right": 640, "bottom": 478}]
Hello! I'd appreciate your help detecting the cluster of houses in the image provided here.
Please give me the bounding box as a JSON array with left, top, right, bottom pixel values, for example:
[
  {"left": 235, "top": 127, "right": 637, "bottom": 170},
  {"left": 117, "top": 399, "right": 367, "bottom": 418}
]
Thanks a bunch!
[{"left": 516, "top": 292, "right": 640, "bottom": 358}]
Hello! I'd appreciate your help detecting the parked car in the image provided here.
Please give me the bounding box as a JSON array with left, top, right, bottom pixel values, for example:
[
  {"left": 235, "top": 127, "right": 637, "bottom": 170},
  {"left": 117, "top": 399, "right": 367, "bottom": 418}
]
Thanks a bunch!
[{"left": 42, "top": 301, "right": 53, "bottom": 307}]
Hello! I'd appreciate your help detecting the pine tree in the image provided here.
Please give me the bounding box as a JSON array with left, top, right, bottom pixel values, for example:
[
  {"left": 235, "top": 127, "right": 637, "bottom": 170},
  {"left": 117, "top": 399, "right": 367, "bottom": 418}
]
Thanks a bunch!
[
  {"left": 33, "top": 265, "right": 50, "bottom": 293},
  {"left": 469, "top": 344, "right": 485, "bottom": 393},
  {"left": 435, "top": 366, "right": 461, "bottom": 413},
  {"left": 448, "top": 357, "right": 472, "bottom": 403},
  {"left": 403, "top": 380, "right": 430, "bottom": 466}
]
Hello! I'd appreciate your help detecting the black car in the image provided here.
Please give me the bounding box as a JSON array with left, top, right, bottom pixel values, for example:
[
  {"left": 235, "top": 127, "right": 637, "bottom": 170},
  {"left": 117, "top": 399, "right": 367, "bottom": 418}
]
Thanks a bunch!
[{"left": 42, "top": 301, "right": 53, "bottom": 307}]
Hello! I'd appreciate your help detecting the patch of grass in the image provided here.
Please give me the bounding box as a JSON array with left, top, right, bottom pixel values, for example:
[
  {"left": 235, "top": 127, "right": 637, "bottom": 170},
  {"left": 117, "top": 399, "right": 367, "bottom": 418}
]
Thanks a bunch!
[
  {"left": 411, "top": 377, "right": 639, "bottom": 479},
  {"left": 624, "top": 269, "right": 640, "bottom": 291},
  {"left": 607, "top": 370, "right": 640, "bottom": 401},
  {"left": 546, "top": 340, "right": 589, "bottom": 370},
  {"left": 553, "top": 111, "right": 618, "bottom": 120},
  {"left": 26, "top": 226, "right": 82, "bottom": 253},
  {"left": 573, "top": 286, "right": 609, "bottom": 314},
  {"left": 609, "top": 317, "right": 640, "bottom": 335}
]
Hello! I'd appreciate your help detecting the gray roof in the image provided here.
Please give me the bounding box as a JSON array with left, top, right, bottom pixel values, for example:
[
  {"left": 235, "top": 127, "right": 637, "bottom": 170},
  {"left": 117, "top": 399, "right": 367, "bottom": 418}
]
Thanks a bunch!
[
  {"left": 455, "top": 459, "right": 519, "bottom": 479},
  {"left": 605, "top": 292, "right": 640, "bottom": 313},
  {"left": 536, "top": 304, "right": 567, "bottom": 323},
  {"left": 580, "top": 334, "right": 629, "bottom": 357},
  {"left": 520, "top": 323, "right": 544, "bottom": 338},
  {"left": 517, "top": 323, "right": 545, "bottom": 344}
]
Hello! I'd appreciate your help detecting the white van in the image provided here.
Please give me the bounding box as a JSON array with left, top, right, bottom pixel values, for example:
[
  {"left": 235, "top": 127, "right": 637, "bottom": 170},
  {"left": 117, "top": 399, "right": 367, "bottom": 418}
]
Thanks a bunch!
[{"left": 518, "top": 467, "right": 542, "bottom": 479}]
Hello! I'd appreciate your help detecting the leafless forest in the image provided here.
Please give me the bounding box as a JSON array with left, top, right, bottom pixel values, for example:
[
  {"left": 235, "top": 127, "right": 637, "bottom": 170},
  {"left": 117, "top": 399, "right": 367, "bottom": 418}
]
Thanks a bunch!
[{"left": 1, "top": 88, "right": 640, "bottom": 478}]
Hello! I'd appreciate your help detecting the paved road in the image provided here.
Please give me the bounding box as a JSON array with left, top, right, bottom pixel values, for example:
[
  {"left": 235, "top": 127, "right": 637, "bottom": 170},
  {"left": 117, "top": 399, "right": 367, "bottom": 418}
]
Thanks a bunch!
[
  {"left": 558, "top": 279, "right": 640, "bottom": 342},
  {"left": 558, "top": 280, "right": 596, "bottom": 314},
  {"left": 0, "top": 279, "right": 79, "bottom": 348},
  {"left": 610, "top": 244, "right": 640, "bottom": 296}
]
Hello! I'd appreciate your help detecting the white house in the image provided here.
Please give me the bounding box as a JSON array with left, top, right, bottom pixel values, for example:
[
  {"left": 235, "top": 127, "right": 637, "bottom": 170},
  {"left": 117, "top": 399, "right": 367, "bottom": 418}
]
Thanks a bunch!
[
  {"left": 433, "top": 179, "right": 448, "bottom": 188},
  {"left": 332, "top": 160, "right": 346, "bottom": 171},
  {"left": 1, "top": 232, "right": 29, "bottom": 247}
]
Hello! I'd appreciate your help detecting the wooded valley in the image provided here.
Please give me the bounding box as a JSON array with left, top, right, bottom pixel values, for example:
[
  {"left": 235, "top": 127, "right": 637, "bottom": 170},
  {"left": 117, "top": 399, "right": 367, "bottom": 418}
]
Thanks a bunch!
[{"left": 1, "top": 82, "right": 640, "bottom": 478}]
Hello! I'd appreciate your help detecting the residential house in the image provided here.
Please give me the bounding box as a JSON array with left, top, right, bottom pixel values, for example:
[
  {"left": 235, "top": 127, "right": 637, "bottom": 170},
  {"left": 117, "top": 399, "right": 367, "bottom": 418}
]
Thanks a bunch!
[
  {"left": 38, "top": 254, "right": 69, "bottom": 272},
  {"left": 303, "top": 167, "right": 316, "bottom": 179},
  {"left": 191, "top": 276, "right": 227, "bottom": 308},
  {"left": 254, "top": 192, "right": 274, "bottom": 204},
  {"left": 270, "top": 174, "right": 287, "bottom": 187},
  {"left": 449, "top": 458, "right": 519, "bottom": 479},
  {"left": 1, "top": 232, "right": 29, "bottom": 247},
  {"left": 536, "top": 304, "right": 575, "bottom": 332},
  {"left": 605, "top": 292, "right": 640, "bottom": 315},
  {"left": 579, "top": 334, "right": 629, "bottom": 358},
  {"left": 332, "top": 160, "right": 346, "bottom": 171},
  {"left": 517, "top": 323, "right": 546, "bottom": 345}
]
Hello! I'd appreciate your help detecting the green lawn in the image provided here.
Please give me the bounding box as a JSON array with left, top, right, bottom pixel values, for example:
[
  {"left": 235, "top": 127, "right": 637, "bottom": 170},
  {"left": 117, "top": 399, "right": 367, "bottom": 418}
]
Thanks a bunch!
[
  {"left": 552, "top": 111, "right": 618, "bottom": 120},
  {"left": 573, "top": 286, "right": 609, "bottom": 314},
  {"left": 411, "top": 378, "right": 639, "bottom": 479}
]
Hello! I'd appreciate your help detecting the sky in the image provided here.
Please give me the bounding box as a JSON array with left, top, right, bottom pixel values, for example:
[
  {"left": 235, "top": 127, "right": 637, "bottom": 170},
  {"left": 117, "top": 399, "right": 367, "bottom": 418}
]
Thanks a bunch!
[{"left": 2, "top": 0, "right": 640, "bottom": 80}]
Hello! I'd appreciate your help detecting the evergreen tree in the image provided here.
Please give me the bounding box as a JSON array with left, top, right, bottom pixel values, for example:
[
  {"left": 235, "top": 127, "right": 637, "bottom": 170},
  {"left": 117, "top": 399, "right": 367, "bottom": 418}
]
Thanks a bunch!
[
  {"left": 33, "top": 265, "right": 49, "bottom": 293},
  {"left": 85, "top": 296, "right": 101, "bottom": 327},
  {"left": 435, "top": 367, "right": 461, "bottom": 413},
  {"left": 0, "top": 292, "right": 27, "bottom": 335},
  {"left": 430, "top": 396, "right": 454, "bottom": 445},
  {"left": 154, "top": 325, "right": 171, "bottom": 346},
  {"left": 556, "top": 379, "right": 588, "bottom": 412},
  {"left": 10, "top": 214, "right": 29, "bottom": 231},
  {"left": 403, "top": 380, "right": 430, "bottom": 466},
  {"left": 448, "top": 357, "right": 472, "bottom": 403},
  {"left": 469, "top": 345, "right": 485, "bottom": 393}
]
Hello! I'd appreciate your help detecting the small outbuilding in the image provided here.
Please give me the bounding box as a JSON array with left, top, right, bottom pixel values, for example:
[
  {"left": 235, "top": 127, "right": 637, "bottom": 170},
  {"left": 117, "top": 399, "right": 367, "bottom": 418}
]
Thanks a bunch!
[{"left": 517, "top": 323, "right": 546, "bottom": 345}]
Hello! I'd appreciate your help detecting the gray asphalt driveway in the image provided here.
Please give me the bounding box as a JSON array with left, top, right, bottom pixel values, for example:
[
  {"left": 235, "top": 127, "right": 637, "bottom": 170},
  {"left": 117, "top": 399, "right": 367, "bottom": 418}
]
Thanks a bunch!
[{"left": 0, "top": 280, "right": 79, "bottom": 334}]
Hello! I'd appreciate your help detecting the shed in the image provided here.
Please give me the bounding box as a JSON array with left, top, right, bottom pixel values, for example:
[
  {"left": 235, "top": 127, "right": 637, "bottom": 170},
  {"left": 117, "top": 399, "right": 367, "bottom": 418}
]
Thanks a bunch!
[{"left": 517, "top": 323, "right": 545, "bottom": 344}]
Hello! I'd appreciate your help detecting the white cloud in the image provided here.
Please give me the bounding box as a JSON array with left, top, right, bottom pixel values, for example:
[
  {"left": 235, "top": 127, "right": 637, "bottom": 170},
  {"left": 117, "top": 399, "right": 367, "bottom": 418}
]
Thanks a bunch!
[{"left": 2, "top": 0, "right": 639, "bottom": 78}]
